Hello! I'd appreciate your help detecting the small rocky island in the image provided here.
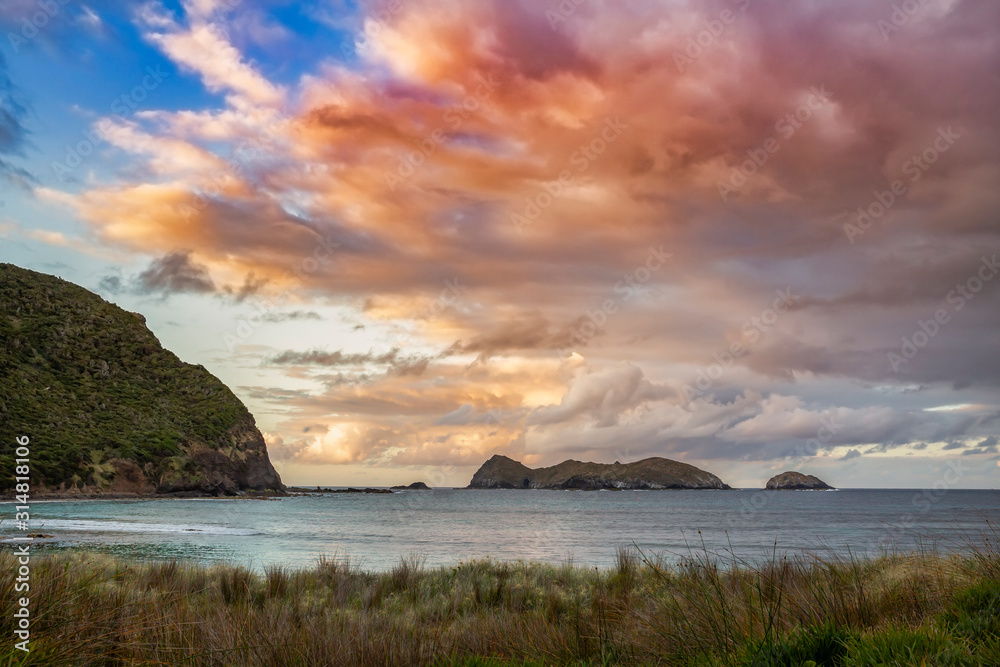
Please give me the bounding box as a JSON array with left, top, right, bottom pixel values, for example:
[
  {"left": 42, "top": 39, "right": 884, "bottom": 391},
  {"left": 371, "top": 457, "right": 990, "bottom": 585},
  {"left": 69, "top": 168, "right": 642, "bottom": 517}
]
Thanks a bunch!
[
  {"left": 765, "top": 471, "right": 834, "bottom": 490},
  {"left": 468, "top": 455, "right": 730, "bottom": 490},
  {"left": 391, "top": 482, "right": 431, "bottom": 490}
]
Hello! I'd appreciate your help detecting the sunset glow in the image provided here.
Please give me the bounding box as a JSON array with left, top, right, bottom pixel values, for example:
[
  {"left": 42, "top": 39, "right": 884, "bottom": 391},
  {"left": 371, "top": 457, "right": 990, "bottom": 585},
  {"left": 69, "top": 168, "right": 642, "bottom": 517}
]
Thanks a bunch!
[{"left": 2, "top": 0, "right": 998, "bottom": 487}]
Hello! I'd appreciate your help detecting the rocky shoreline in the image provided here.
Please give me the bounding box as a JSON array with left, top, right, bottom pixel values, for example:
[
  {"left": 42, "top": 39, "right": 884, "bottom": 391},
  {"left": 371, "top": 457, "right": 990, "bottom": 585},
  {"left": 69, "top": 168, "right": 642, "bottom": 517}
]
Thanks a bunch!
[{"left": 1, "top": 489, "right": 287, "bottom": 501}]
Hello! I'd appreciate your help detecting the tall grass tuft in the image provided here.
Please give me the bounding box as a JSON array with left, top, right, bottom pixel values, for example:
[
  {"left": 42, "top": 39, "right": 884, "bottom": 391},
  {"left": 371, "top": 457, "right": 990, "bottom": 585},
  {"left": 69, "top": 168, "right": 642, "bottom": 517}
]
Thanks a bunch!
[{"left": 0, "top": 530, "right": 996, "bottom": 665}]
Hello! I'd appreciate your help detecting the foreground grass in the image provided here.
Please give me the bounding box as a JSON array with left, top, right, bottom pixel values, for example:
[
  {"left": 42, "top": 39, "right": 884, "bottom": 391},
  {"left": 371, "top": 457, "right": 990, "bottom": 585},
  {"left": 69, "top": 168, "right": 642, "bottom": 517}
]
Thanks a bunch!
[{"left": 0, "top": 532, "right": 998, "bottom": 666}]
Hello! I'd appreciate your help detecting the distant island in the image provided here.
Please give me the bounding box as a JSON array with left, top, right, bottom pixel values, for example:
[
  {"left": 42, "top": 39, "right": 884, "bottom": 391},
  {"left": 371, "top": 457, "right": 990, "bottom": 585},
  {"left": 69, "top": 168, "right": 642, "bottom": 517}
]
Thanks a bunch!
[
  {"left": 0, "top": 264, "right": 284, "bottom": 498},
  {"left": 391, "top": 481, "right": 431, "bottom": 490},
  {"left": 288, "top": 487, "right": 393, "bottom": 494},
  {"left": 765, "top": 471, "right": 834, "bottom": 490},
  {"left": 468, "top": 455, "right": 730, "bottom": 490}
]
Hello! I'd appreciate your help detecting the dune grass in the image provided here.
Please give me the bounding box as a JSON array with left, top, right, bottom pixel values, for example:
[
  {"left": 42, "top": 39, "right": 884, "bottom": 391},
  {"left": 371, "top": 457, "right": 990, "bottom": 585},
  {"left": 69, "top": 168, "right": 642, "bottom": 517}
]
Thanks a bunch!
[{"left": 0, "top": 527, "right": 997, "bottom": 665}]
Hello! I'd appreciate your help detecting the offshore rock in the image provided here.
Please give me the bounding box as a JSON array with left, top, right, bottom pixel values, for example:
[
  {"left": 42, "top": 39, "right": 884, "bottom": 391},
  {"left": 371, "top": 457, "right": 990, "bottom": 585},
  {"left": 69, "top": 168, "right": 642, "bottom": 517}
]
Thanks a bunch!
[
  {"left": 468, "top": 455, "right": 730, "bottom": 490},
  {"left": 765, "top": 471, "right": 834, "bottom": 490}
]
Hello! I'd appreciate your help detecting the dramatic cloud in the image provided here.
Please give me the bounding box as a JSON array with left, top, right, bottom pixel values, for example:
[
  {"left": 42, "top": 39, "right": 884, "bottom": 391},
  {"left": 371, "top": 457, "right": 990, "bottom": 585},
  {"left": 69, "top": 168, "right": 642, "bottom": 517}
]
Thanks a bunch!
[
  {"left": 446, "top": 314, "right": 576, "bottom": 358},
  {"left": 269, "top": 349, "right": 404, "bottom": 366},
  {"left": 29, "top": 0, "right": 1000, "bottom": 481},
  {"left": 266, "top": 347, "right": 431, "bottom": 377},
  {"left": 137, "top": 251, "right": 216, "bottom": 294},
  {"left": 527, "top": 364, "right": 673, "bottom": 428},
  {"left": 964, "top": 436, "right": 999, "bottom": 456},
  {"left": 258, "top": 310, "right": 322, "bottom": 323}
]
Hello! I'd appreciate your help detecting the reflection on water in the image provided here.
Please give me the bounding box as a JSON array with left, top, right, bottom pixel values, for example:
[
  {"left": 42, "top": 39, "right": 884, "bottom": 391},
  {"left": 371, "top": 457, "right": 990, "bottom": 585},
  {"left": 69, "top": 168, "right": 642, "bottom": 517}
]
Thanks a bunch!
[{"left": 2, "top": 489, "right": 998, "bottom": 572}]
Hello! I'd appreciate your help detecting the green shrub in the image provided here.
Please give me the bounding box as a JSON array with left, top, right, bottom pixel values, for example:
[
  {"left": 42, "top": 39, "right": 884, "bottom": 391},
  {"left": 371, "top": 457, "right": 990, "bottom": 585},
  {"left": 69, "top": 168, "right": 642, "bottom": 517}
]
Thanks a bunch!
[
  {"left": 940, "top": 579, "right": 1000, "bottom": 642},
  {"left": 741, "top": 623, "right": 853, "bottom": 667},
  {"left": 841, "top": 626, "right": 971, "bottom": 667}
]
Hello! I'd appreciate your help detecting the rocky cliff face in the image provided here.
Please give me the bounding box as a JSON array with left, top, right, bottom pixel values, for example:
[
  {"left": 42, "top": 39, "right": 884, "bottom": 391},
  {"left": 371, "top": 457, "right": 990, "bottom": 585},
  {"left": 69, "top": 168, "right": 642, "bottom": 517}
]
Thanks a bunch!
[
  {"left": 765, "top": 471, "right": 834, "bottom": 490},
  {"left": 0, "top": 263, "right": 283, "bottom": 496},
  {"left": 153, "top": 416, "right": 284, "bottom": 495},
  {"left": 469, "top": 455, "right": 535, "bottom": 489},
  {"left": 469, "top": 455, "right": 730, "bottom": 490}
]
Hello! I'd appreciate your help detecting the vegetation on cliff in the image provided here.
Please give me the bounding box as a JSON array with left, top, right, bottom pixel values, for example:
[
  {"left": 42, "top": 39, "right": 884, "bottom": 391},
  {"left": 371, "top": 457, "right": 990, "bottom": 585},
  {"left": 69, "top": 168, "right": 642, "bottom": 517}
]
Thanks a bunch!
[
  {"left": 0, "top": 263, "right": 282, "bottom": 495},
  {"left": 468, "top": 454, "right": 730, "bottom": 490}
]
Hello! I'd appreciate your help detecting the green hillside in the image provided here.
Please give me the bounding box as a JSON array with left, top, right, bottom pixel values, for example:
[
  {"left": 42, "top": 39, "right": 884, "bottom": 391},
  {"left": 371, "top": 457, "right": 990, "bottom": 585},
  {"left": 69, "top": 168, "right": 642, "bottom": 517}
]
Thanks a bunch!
[{"left": 0, "top": 263, "right": 282, "bottom": 495}]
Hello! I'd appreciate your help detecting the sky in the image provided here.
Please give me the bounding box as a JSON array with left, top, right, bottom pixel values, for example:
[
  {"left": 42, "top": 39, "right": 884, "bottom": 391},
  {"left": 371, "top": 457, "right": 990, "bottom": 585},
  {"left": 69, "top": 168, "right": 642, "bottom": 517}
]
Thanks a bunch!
[{"left": 1, "top": 0, "right": 998, "bottom": 489}]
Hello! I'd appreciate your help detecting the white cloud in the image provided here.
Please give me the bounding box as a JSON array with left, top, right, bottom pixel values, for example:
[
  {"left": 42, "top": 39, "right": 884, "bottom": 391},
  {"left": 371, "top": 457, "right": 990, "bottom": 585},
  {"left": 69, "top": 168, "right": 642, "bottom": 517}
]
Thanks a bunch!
[{"left": 142, "top": 7, "right": 284, "bottom": 107}]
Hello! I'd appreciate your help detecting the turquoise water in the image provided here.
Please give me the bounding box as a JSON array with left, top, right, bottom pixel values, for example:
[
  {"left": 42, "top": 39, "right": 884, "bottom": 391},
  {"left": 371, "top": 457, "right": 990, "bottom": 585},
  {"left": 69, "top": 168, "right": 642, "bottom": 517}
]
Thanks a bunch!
[{"left": 2, "top": 489, "right": 998, "bottom": 571}]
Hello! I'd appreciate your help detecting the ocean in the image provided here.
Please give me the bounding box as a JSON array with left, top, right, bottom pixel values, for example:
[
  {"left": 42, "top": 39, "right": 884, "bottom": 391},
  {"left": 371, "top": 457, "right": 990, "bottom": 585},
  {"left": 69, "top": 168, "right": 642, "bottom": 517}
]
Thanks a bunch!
[{"left": 4, "top": 488, "right": 998, "bottom": 571}]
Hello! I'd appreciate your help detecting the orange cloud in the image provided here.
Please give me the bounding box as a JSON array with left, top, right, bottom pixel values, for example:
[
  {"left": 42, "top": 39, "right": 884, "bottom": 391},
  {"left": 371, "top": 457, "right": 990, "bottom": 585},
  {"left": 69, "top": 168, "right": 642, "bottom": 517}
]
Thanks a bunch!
[{"left": 40, "top": 0, "right": 1000, "bottom": 473}]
